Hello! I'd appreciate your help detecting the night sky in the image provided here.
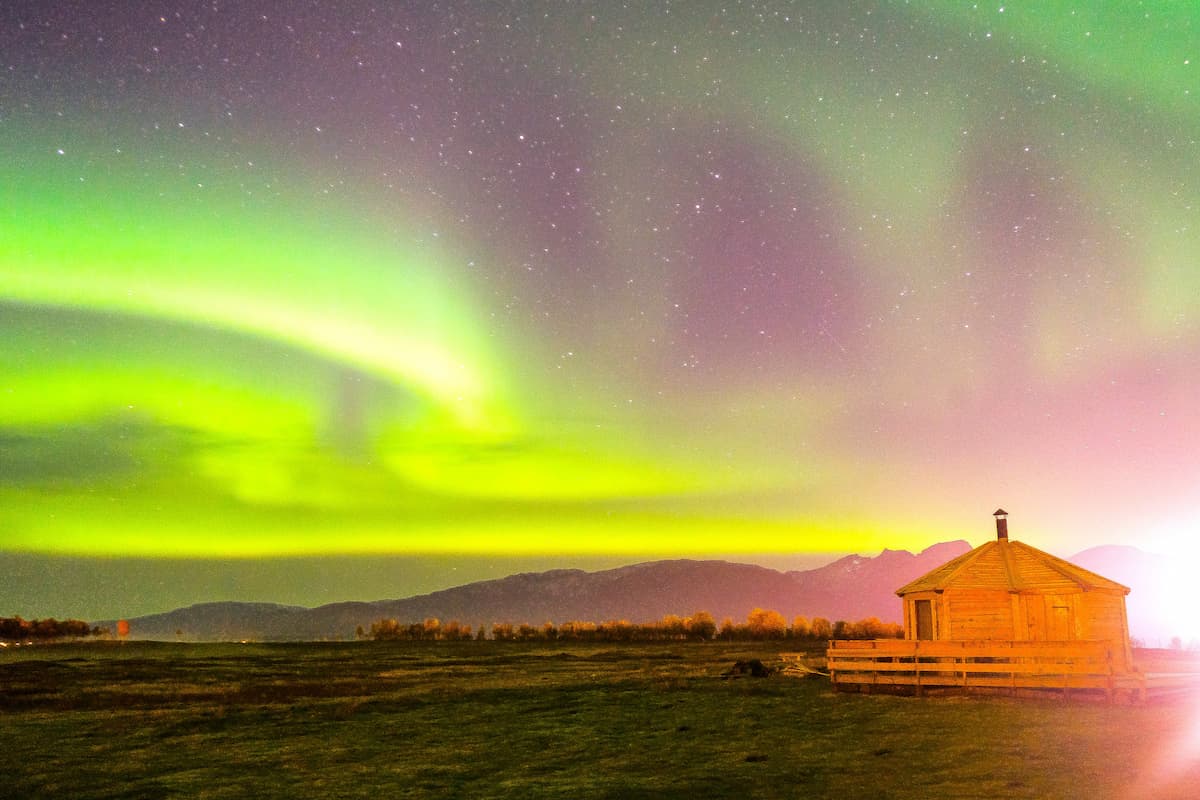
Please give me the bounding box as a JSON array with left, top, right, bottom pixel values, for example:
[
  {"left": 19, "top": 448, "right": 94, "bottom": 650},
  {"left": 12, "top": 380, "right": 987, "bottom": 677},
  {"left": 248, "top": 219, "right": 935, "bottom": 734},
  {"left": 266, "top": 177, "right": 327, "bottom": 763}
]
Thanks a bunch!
[{"left": 3, "top": 3, "right": 1198, "bottom": 619}]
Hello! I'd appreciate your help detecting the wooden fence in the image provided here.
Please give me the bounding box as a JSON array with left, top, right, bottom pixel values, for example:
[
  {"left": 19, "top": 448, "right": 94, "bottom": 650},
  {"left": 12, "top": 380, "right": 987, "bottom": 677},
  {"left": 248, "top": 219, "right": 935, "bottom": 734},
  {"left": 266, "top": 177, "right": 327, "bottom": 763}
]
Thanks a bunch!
[{"left": 826, "top": 639, "right": 1145, "bottom": 701}]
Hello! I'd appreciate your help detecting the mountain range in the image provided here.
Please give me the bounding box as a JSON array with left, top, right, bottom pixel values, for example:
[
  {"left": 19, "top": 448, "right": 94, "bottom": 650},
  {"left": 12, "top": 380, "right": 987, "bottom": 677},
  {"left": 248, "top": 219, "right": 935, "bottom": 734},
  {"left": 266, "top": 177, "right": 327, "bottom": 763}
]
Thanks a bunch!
[
  {"left": 99, "top": 540, "right": 1189, "bottom": 644},
  {"left": 101, "top": 541, "right": 972, "bottom": 641}
]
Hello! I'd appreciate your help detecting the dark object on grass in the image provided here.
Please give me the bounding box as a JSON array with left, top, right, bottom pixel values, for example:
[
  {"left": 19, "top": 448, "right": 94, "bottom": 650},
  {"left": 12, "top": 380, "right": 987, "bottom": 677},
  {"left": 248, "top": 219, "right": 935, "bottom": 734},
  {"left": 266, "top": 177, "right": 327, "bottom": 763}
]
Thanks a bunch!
[
  {"left": 723, "top": 659, "right": 774, "bottom": 678},
  {"left": 744, "top": 754, "right": 769, "bottom": 762}
]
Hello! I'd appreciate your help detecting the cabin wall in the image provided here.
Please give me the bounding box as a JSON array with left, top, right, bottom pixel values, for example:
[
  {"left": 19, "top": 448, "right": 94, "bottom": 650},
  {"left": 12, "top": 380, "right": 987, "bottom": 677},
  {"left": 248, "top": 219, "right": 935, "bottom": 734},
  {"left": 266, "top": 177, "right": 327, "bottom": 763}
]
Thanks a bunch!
[
  {"left": 1077, "top": 592, "right": 1132, "bottom": 669},
  {"left": 943, "top": 588, "right": 1015, "bottom": 639},
  {"left": 1077, "top": 593, "right": 1127, "bottom": 640},
  {"left": 897, "top": 584, "right": 1132, "bottom": 672},
  {"left": 1014, "top": 592, "right": 1081, "bottom": 641}
]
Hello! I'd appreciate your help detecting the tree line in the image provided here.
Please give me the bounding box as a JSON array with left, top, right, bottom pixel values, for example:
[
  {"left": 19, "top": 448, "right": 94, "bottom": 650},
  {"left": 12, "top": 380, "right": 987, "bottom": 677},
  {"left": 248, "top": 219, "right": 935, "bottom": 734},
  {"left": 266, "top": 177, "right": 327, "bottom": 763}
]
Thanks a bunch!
[
  {"left": 0, "top": 616, "right": 103, "bottom": 641},
  {"left": 361, "top": 608, "right": 903, "bottom": 642}
]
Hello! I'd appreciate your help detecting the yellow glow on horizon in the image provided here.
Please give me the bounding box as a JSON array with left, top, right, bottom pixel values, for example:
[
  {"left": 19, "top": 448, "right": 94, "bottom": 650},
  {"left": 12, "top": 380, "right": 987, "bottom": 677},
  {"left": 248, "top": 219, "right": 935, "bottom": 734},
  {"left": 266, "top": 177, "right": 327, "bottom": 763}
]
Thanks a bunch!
[{"left": 0, "top": 484, "right": 942, "bottom": 559}]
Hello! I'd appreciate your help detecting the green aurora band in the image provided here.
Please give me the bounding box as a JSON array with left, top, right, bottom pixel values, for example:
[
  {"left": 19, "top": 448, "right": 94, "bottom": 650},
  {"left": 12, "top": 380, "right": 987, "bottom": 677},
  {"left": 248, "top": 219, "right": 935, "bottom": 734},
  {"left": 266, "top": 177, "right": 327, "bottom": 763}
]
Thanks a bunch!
[{"left": 2, "top": 2, "right": 1198, "bottom": 563}]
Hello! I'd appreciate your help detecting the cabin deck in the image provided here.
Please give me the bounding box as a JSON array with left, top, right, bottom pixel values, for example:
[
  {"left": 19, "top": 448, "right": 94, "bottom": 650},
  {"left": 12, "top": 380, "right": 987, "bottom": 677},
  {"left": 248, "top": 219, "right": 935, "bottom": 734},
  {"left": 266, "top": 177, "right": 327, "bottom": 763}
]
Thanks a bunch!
[{"left": 819, "top": 639, "right": 1200, "bottom": 703}]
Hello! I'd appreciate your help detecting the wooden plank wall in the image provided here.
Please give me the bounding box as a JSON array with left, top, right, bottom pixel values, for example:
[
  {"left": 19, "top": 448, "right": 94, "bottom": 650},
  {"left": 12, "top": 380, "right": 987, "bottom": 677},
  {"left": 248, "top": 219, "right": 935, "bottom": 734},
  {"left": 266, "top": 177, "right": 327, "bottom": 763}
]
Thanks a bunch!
[
  {"left": 1080, "top": 595, "right": 1126, "bottom": 639},
  {"left": 1079, "top": 593, "right": 1131, "bottom": 669},
  {"left": 945, "top": 590, "right": 1014, "bottom": 639}
]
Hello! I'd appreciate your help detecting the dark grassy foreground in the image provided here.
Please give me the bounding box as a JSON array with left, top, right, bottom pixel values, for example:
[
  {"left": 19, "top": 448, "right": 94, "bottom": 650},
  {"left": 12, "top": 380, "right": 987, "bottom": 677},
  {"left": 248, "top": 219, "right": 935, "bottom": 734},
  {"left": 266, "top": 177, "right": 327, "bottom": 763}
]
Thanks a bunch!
[{"left": 2, "top": 641, "right": 1199, "bottom": 799}]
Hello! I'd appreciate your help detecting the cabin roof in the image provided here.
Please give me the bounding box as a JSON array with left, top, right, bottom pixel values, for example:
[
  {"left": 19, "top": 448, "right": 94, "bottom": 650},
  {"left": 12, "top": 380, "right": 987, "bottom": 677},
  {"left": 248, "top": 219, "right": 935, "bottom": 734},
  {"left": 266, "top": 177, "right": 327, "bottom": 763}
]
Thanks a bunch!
[{"left": 895, "top": 539, "right": 1130, "bottom": 596}]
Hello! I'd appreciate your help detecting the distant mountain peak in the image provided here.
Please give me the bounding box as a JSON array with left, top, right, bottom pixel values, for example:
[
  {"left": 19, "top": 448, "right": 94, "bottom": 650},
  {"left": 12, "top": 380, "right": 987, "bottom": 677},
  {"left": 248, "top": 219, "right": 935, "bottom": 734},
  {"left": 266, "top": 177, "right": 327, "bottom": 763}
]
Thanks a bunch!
[{"left": 921, "top": 540, "right": 972, "bottom": 557}]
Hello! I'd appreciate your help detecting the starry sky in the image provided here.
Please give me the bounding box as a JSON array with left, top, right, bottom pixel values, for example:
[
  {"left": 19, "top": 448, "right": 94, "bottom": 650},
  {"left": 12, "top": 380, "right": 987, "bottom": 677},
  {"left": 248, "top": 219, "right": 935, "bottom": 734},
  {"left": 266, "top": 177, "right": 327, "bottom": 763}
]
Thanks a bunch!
[{"left": 2, "top": 2, "right": 1199, "bottom": 619}]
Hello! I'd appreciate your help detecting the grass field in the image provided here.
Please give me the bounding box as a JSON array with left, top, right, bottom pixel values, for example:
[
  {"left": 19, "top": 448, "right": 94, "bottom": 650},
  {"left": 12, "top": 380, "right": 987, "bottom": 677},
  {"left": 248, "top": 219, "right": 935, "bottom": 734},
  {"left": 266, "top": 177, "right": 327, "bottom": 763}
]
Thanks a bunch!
[{"left": 2, "top": 641, "right": 1199, "bottom": 799}]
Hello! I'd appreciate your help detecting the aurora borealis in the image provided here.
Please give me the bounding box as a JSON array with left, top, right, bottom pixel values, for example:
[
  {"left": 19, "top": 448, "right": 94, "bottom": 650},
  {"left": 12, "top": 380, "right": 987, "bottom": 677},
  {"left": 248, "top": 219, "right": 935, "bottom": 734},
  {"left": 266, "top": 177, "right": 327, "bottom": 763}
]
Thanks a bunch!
[{"left": 3, "top": 3, "right": 1199, "bottom": 619}]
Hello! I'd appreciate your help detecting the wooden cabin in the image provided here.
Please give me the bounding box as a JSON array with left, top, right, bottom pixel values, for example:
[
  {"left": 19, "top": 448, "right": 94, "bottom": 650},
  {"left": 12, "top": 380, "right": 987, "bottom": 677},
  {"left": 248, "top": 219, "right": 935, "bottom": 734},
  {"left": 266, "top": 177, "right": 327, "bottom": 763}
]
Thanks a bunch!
[
  {"left": 895, "top": 509, "right": 1132, "bottom": 668},
  {"left": 826, "top": 510, "right": 1141, "bottom": 699}
]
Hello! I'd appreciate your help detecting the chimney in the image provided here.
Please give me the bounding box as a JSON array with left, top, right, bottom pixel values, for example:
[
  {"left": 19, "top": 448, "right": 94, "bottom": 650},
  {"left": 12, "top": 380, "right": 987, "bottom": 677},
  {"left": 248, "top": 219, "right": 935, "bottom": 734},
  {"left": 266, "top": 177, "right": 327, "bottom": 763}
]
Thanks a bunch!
[{"left": 993, "top": 508, "right": 1009, "bottom": 541}]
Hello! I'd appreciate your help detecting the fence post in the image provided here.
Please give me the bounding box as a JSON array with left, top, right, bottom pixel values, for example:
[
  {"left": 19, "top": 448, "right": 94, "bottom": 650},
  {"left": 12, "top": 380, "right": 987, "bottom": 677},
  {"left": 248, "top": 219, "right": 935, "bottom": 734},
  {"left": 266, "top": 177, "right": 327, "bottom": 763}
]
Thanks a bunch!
[
  {"left": 1105, "top": 647, "right": 1114, "bottom": 704},
  {"left": 914, "top": 640, "right": 923, "bottom": 697}
]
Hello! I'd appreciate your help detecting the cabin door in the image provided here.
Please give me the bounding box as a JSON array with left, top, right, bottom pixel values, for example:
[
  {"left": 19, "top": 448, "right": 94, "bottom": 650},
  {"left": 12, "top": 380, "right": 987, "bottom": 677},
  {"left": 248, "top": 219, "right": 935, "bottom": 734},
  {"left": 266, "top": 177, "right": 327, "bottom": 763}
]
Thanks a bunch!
[
  {"left": 1050, "top": 604, "right": 1072, "bottom": 640},
  {"left": 915, "top": 599, "right": 933, "bottom": 640},
  {"left": 1026, "top": 599, "right": 1046, "bottom": 640}
]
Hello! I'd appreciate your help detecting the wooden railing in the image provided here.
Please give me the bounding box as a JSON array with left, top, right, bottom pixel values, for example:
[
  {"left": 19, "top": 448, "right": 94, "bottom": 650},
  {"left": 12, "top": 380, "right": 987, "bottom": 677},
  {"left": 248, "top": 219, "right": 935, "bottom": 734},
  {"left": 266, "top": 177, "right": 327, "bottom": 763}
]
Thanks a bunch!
[{"left": 826, "top": 639, "right": 1142, "bottom": 700}]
